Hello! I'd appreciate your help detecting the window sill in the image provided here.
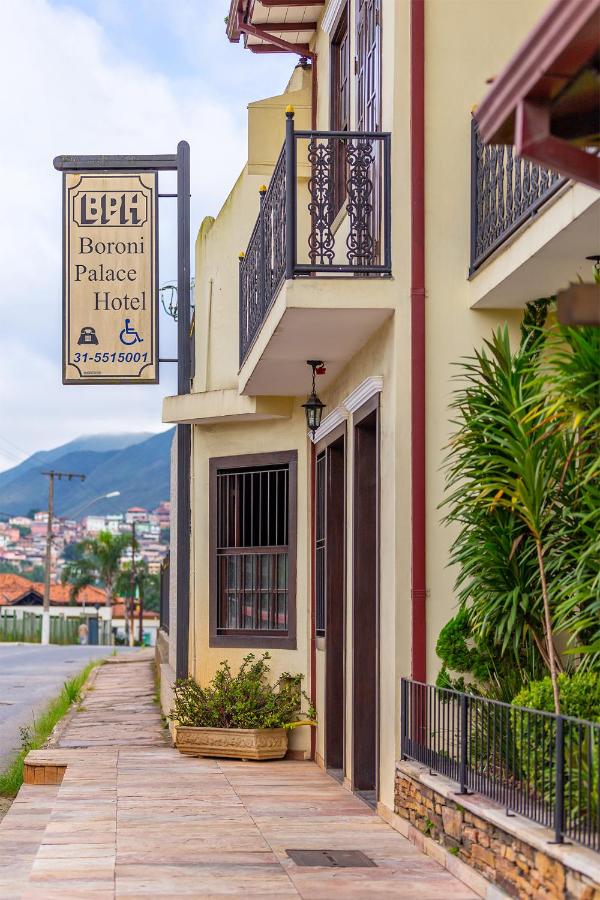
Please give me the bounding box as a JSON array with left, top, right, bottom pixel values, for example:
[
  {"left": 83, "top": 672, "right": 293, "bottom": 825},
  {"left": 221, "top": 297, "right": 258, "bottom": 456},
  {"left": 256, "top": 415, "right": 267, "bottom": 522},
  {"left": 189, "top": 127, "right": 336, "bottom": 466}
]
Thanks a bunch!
[{"left": 210, "top": 633, "right": 297, "bottom": 650}]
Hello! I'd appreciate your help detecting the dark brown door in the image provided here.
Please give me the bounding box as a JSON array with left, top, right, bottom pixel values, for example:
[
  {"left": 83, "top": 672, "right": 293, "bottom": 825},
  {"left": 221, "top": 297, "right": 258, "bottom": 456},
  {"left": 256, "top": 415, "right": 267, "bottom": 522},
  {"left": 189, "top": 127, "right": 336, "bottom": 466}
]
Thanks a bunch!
[
  {"left": 352, "top": 400, "right": 379, "bottom": 799},
  {"left": 316, "top": 433, "right": 346, "bottom": 773}
]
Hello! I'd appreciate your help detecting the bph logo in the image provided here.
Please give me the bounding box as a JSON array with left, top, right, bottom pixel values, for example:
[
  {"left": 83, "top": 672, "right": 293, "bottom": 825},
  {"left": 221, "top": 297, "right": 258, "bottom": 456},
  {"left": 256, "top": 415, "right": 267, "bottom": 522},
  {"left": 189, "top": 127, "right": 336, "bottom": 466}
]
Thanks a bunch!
[{"left": 73, "top": 191, "right": 148, "bottom": 227}]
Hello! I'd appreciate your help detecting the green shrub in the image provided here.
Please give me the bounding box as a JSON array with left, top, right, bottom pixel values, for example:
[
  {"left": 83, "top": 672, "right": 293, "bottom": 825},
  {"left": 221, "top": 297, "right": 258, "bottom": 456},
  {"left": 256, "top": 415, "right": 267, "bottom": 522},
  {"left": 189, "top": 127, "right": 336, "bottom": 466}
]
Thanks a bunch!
[
  {"left": 169, "top": 652, "right": 315, "bottom": 730},
  {"left": 512, "top": 672, "right": 600, "bottom": 722},
  {"left": 435, "top": 610, "right": 531, "bottom": 701},
  {"left": 510, "top": 673, "right": 599, "bottom": 827}
]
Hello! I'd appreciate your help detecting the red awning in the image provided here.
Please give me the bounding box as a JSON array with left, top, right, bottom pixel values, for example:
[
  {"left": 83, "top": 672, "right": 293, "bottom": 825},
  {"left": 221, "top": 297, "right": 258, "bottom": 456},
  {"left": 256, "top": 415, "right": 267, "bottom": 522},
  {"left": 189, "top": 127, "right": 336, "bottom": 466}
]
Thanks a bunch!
[
  {"left": 227, "top": 0, "right": 323, "bottom": 55},
  {"left": 475, "top": 0, "right": 600, "bottom": 189}
]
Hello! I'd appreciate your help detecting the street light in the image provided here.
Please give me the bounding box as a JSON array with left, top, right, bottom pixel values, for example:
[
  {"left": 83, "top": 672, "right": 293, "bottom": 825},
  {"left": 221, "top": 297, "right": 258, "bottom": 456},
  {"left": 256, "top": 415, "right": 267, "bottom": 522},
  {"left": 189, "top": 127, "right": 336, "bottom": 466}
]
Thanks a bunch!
[{"left": 74, "top": 490, "right": 121, "bottom": 517}]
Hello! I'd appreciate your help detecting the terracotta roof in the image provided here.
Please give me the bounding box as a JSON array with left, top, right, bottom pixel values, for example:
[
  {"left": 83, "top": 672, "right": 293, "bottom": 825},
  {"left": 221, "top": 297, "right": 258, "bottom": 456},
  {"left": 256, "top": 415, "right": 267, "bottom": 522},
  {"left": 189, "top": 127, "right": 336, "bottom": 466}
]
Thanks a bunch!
[
  {"left": 27, "top": 582, "right": 107, "bottom": 605},
  {"left": 0, "top": 574, "right": 110, "bottom": 607},
  {"left": 112, "top": 603, "right": 159, "bottom": 620},
  {"left": 0, "top": 573, "right": 33, "bottom": 598}
]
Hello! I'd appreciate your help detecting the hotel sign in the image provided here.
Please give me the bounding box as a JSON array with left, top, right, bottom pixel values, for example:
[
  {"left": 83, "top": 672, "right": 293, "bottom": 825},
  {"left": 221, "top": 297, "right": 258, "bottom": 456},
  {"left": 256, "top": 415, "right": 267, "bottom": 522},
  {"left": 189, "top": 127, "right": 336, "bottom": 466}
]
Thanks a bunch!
[{"left": 62, "top": 172, "right": 158, "bottom": 384}]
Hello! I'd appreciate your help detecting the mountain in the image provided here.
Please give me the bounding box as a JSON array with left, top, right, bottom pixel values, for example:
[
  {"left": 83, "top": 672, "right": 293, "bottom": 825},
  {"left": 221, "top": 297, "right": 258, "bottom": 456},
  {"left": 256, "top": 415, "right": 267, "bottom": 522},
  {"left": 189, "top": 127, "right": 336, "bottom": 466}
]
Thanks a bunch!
[
  {"left": 0, "top": 433, "right": 152, "bottom": 492},
  {"left": 0, "top": 430, "right": 174, "bottom": 517}
]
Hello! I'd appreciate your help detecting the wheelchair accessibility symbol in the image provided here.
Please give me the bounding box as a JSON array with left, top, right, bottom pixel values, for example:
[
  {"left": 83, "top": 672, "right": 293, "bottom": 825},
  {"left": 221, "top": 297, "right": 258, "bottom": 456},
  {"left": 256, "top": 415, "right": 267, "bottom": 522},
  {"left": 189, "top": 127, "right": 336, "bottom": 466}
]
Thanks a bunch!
[{"left": 119, "top": 319, "right": 144, "bottom": 346}]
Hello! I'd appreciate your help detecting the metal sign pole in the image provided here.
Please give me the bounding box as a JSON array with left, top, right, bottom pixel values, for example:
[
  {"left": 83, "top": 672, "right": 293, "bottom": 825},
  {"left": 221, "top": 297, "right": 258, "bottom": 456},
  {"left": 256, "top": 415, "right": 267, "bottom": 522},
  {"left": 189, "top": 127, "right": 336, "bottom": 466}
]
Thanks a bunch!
[
  {"left": 53, "top": 147, "right": 191, "bottom": 678},
  {"left": 175, "top": 141, "right": 191, "bottom": 680}
]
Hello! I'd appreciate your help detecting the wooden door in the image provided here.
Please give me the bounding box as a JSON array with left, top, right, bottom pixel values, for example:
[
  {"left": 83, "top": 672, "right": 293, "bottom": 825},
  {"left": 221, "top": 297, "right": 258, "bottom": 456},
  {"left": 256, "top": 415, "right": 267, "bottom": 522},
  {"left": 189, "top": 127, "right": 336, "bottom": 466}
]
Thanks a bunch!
[{"left": 352, "top": 399, "right": 379, "bottom": 799}]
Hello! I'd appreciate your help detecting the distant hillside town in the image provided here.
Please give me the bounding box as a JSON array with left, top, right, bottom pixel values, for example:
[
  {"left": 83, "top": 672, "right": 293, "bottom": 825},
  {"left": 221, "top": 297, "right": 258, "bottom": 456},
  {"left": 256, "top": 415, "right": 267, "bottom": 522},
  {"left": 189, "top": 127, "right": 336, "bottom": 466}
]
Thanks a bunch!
[{"left": 0, "top": 501, "right": 170, "bottom": 581}]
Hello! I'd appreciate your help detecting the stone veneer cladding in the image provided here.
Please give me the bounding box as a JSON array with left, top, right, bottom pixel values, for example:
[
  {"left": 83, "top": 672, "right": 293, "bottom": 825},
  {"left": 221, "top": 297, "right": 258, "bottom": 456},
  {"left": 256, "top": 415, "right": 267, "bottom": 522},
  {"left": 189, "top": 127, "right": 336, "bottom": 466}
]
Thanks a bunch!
[{"left": 395, "top": 763, "right": 600, "bottom": 900}]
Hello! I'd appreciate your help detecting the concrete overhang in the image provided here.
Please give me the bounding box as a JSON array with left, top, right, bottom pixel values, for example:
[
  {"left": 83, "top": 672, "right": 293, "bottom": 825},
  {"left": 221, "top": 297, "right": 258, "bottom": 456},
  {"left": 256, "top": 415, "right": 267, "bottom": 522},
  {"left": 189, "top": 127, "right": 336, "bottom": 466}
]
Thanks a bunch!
[
  {"left": 469, "top": 182, "right": 600, "bottom": 308},
  {"left": 162, "top": 389, "right": 294, "bottom": 425},
  {"left": 238, "top": 276, "right": 395, "bottom": 396}
]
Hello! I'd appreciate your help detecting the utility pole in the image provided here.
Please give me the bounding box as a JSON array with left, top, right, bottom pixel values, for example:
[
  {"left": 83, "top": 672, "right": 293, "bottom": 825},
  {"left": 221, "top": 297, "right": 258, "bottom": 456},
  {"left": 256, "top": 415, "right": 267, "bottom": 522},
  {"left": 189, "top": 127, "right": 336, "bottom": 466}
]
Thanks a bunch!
[
  {"left": 137, "top": 537, "right": 144, "bottom": 646},
  {"left": 41, "top": 470, "right": 86, "bottom": 645}
]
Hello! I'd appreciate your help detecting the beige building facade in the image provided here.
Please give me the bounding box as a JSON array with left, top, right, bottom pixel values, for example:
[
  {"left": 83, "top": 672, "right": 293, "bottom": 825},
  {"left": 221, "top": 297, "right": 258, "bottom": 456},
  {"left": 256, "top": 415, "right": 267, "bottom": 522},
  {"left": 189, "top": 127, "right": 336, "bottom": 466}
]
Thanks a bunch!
[{"left": 159, "top": 0, "right": 600, "bottom": 816}]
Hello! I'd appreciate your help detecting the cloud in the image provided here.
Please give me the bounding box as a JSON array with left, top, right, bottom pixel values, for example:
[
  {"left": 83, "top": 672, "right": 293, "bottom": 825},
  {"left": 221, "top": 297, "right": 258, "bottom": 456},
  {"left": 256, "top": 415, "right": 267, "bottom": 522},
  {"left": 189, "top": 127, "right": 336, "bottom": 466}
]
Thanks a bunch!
[{"left": 0, "top": 0, "right": 293, "bottom": 470}]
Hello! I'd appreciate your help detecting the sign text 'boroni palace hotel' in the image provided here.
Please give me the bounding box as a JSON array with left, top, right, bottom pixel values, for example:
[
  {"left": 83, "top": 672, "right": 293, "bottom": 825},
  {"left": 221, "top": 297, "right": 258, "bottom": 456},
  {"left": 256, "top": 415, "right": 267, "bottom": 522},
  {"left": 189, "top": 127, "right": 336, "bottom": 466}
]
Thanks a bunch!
[{"left": 63, "top": 173, "right": 158, "bottom": 384}]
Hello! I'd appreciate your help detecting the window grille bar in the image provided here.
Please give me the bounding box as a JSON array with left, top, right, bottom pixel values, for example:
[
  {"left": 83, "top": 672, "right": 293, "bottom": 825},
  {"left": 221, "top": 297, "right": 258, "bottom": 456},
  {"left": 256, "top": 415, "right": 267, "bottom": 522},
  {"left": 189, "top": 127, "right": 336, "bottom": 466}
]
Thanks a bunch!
[{"left": 216, "top": 463, "right": 290, "bottom": 636}]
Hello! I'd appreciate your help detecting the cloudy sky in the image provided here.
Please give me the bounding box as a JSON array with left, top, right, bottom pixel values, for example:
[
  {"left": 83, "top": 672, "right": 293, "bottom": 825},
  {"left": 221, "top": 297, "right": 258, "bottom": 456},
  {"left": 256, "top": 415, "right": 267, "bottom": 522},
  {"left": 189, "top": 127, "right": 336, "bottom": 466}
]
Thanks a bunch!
[{"left": 0, "top": 0, "right": 292, "bottom": 472}]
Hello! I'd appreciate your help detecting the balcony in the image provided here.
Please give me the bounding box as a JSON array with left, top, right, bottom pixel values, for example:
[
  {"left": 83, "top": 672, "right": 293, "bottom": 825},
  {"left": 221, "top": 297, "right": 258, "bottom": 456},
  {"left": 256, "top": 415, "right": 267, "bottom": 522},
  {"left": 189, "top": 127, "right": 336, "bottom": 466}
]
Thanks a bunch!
[
  {"left": 469, "top": 119, "right": 600, "bottom": 307},
  {"left": 238, "top": 115, "right": 392, "bottom": 392}
]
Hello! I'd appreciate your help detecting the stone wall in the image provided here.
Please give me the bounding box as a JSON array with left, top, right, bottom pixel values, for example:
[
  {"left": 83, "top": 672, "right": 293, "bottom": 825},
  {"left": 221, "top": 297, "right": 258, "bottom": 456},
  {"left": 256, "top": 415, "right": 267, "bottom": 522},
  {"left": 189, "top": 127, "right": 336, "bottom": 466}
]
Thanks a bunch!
[{"left": 395, "top": 762, "right": 599, "bottom": 900}]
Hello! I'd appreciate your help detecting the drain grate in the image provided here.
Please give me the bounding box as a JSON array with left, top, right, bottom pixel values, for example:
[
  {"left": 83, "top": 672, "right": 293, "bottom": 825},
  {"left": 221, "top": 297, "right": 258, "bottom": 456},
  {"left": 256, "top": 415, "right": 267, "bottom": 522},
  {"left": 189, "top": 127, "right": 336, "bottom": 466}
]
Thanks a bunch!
[{"left": 286, "top": 849, "right": 376, "bottom": 868}]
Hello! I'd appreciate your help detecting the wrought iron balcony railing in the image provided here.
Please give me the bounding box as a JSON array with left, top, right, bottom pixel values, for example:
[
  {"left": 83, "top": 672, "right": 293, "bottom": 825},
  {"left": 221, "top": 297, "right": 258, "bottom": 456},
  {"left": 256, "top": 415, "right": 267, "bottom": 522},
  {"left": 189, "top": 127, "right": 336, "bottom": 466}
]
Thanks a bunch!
[
  {"left": 239, "top": 113, "right": 392, "bottom": 365},
  {"left": 470, "top": 117, "right": 566, "bottom": 274}
]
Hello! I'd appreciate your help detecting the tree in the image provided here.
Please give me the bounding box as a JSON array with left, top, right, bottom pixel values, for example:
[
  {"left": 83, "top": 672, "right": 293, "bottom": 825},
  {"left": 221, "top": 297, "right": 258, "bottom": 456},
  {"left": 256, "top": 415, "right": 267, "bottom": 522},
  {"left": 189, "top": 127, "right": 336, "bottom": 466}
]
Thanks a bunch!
[
  {"left": 61, "top": 531, "right": 134, "bottom": 609},
  {"left": 115, "top": 559, "right": 159, "bottom": 613},
  {"left": 542, "top": 323, "right": 600, "bottom": 670},
  {"left": 442, "top": 301, "right": 599, "bottom": 713}
]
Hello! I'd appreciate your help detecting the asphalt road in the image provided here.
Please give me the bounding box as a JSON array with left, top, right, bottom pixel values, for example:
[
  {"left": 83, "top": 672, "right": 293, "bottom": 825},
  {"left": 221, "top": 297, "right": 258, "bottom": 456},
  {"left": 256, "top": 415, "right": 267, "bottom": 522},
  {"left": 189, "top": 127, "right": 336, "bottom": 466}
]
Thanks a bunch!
[{"left": 0, "top": 644, "right": 132, "bottom": 772}]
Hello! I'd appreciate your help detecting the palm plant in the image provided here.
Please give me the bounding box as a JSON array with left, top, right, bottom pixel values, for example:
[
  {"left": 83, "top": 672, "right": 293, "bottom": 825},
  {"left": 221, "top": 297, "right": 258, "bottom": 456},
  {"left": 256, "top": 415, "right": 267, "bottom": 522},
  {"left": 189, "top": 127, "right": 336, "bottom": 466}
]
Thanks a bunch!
[
  {"left": 115, "top": 558, "right": 155, "bottom": 609},
  {"left": 62, "top": 531, "right": 135, "bottom": 610},
  {"left": 444, "top": 298, "right": 600, "bottom": 711},
  {"left": 541, "top": 324, "right": 600, "bottom": 670},
  {"left": 443, "top": 302, "right": 567, "bottom": 711}
]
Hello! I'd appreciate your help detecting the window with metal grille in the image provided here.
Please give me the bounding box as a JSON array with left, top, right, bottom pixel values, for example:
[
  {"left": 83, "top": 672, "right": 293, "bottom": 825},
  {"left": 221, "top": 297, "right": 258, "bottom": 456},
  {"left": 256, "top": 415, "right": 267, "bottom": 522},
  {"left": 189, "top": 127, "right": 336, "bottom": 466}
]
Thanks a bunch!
[
  {"left": 210, "top": 452, "right": 297, "bottom": 647},
  {"left": 315, "top": 452, "right": 326, "bottom": 636}
]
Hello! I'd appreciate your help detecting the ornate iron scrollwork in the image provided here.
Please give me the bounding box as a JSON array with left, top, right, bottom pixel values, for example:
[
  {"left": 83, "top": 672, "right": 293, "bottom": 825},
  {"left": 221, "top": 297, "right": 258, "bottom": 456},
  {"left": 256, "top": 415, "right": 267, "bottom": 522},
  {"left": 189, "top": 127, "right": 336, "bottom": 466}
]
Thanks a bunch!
[
  {"left": 307, "top": 138, "right": 335, "bottom": 266},
  {"left": 346, "top": 138, "right": 376, "bottom": 266},
  {"left": 471, "top": 119, "right": 566, "bottom": 273}
]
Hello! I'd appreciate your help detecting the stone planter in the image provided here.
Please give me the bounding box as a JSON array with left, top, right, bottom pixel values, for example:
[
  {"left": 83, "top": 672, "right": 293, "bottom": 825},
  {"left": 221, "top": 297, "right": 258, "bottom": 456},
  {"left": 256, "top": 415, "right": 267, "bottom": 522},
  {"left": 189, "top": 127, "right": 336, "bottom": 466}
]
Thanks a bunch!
[{"left": 174, "top": 725, "right": 288, "bottom": 760}]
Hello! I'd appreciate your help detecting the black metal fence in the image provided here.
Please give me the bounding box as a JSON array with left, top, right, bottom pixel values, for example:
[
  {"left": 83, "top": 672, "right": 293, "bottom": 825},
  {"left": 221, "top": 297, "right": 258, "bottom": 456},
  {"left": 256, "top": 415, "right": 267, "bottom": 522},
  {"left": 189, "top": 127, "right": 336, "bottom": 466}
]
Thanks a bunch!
[
  {"left": 160, "top": 552, "right": 170, "bottom": 634},
  {"left": 401, "top": 678, "right": 600, "bottom": 852},
  {"left": 239, "top": 113, "right": 392, "bottom": 365},
  {"left": 469, "top": 118, "right": 566, "bottom": 274}
]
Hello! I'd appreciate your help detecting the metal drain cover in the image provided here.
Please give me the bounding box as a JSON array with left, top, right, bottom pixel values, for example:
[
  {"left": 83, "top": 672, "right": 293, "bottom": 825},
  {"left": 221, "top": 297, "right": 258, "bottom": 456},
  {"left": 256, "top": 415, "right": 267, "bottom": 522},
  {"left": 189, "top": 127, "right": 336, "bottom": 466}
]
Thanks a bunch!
[{"left": 286, "top": 849, "right": 376, "bottom": 868}]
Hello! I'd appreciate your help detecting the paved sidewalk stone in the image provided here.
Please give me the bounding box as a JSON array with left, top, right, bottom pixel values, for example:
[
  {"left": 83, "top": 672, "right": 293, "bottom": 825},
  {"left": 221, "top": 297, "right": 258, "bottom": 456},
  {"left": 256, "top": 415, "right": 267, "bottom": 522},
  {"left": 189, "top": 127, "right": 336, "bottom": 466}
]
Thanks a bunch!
[{"left": 0, "top": 652, "right": 478, "bottom": 898}]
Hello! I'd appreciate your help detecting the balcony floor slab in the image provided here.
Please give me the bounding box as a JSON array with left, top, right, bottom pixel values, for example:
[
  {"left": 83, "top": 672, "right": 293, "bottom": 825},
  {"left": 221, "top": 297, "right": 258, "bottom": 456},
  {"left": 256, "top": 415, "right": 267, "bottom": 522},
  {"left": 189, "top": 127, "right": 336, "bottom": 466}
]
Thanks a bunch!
[{"left": 239, "top": 276, "right": 395, "bottom": 397}]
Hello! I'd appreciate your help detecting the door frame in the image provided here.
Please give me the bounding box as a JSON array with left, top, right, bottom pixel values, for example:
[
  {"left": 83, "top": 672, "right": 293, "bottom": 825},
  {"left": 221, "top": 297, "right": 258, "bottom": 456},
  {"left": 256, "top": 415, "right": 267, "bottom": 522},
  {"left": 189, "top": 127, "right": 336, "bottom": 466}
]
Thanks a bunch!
[
  {"left": 351, "top": 392, "right": 380, "bottom": 800},
  {"left": 315, "top": 421, "right": 347, "bottom": 774}
]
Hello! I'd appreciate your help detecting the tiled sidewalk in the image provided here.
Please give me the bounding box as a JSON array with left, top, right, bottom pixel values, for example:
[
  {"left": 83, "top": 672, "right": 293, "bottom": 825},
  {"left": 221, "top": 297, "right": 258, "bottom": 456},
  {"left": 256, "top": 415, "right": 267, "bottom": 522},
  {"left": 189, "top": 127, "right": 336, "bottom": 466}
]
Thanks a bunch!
[{"left": 0, "top": 654, "right": 478, "bottom": 898}]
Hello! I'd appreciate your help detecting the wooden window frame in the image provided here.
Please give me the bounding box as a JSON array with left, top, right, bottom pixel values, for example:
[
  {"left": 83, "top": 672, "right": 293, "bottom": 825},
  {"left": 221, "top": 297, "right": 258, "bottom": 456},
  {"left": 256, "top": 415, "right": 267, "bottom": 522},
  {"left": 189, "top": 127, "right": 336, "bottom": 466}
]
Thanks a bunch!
[
  {"left": 330, "top": 2, "right": 350, "bottom": 219},
  {"left": 209, "top": 450, "right": 297, "bottom": 650}
]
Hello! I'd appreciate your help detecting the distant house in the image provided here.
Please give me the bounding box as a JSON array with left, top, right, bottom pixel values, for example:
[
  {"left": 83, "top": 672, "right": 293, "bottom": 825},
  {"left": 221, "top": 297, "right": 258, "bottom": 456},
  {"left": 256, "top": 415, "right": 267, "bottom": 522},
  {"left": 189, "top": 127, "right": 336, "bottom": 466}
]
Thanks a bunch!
[
  {"left": 125, "top": 507, "right": 149, "bottom": 525},
  {"left": 84, "top": 515, "right": 107, "bottom": 534}
]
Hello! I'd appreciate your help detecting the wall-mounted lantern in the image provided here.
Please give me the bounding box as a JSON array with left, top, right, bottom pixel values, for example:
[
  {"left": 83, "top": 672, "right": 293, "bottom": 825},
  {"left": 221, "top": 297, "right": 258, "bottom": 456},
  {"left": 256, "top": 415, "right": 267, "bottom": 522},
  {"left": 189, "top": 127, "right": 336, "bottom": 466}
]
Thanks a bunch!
[{"left": 303, "top": 360, "right": 326, "bottom": 436}]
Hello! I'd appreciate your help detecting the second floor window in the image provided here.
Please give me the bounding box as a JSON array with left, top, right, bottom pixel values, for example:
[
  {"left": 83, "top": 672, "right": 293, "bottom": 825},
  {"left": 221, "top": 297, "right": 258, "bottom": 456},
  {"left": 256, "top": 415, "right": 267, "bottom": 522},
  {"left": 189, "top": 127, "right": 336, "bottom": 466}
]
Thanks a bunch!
[{"left": 331, "top": 3, "right": 350, "bottom": 219}]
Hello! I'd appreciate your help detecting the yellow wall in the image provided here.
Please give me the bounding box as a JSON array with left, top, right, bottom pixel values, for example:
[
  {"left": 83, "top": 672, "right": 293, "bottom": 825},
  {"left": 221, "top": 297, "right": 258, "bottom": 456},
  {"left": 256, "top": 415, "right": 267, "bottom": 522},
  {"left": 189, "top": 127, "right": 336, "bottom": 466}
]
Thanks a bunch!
[
  {"left": 189, "top": 407, "right": 312, "bottom": 755},
  {"left": 173, "top": 0, "right": 558, "bottom": 813},
  {"left": 423, "top": 0, "right": 548, "bottom": 674}
]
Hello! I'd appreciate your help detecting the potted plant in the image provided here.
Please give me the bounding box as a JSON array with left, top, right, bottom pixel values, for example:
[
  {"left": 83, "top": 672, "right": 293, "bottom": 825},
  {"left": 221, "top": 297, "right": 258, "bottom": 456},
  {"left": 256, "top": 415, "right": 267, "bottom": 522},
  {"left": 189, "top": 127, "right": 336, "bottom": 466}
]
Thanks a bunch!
[{"left": 169, "top": 652, "right": 315, "bottom": 760}]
